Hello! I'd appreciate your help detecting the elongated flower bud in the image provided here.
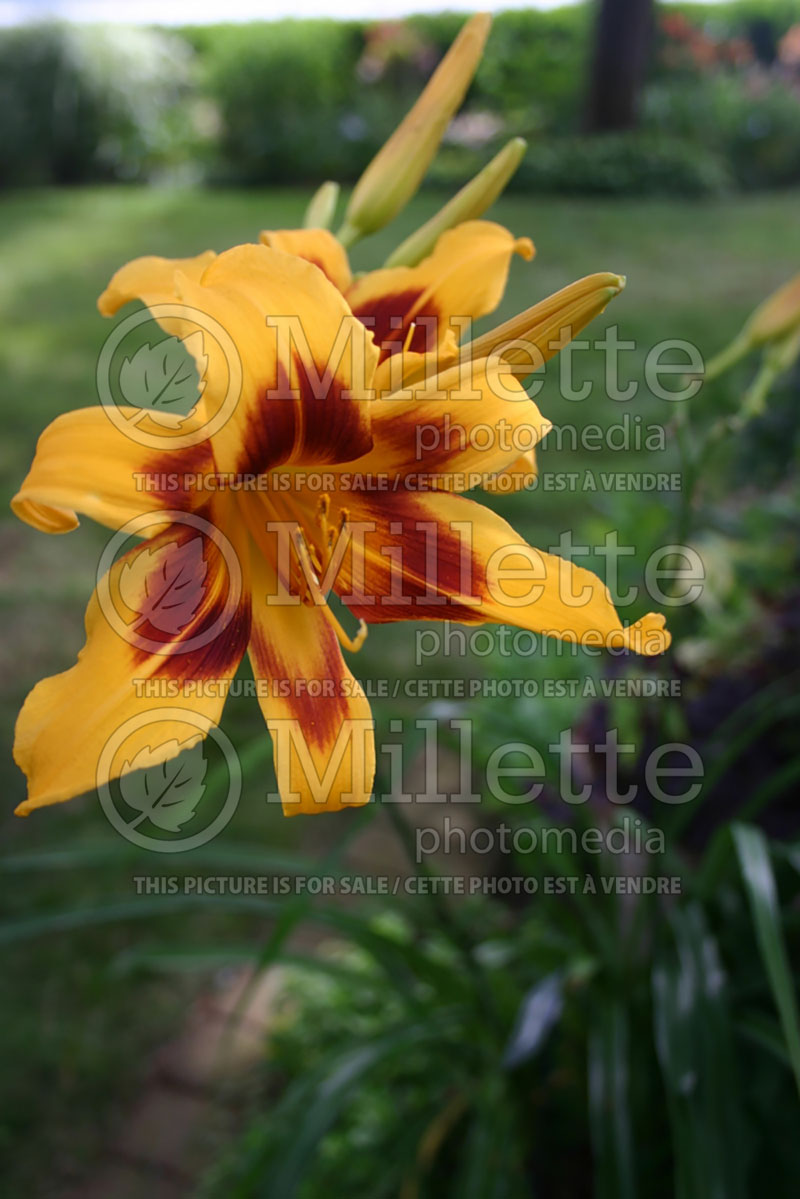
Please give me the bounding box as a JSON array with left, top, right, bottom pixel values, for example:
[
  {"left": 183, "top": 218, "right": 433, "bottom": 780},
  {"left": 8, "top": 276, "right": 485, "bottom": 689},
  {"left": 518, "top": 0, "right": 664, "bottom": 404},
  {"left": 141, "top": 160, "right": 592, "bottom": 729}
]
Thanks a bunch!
[
  {"left": 303, "top": 181, "right": 340, "bottom": 231},
  {"left": 337, "top": 13, "right": 491, "bottom": 246},
  {"left": 705, "top": 270, "right": 800, "bottom": 381},
  {"left": 746, "top": 271, "right": 800, "bottom": 343},
  {"left": 459, "top": 272, "right": 626, "bottom": 376},
  {"left": 738, "top": 324, "right": 800, "bottom": 426},
  {"left": 383, "top": 137, "right": 527, "bottom": 268}
]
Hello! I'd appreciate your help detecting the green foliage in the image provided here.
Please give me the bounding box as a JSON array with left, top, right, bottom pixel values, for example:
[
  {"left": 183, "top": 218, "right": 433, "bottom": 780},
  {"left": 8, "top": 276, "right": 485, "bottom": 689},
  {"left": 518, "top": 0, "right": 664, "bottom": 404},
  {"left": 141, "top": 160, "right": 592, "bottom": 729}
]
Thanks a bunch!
[
  {"left": 4, "top": 4, "right": 800, "bottom": 193},
  {"left": 193, "top": 20, "right": 374, "bottom": 184},
  {"left": 467, "top": 6, "right": 591, "bottom": 131},
  {"left": 0, "top": 22, "right": 201, "bottom": 185},
  {"left": 670, "top": 0, "right": 800, "bottom": 33},
  {"left": 508, "top": 133, "right": 732, "bottom": 197},
  {"left": 644, "top": 75, "right": 800, "bottom": 191},
  {"left": 192, "top": 816, "right": 800, "bottom": 1197}
]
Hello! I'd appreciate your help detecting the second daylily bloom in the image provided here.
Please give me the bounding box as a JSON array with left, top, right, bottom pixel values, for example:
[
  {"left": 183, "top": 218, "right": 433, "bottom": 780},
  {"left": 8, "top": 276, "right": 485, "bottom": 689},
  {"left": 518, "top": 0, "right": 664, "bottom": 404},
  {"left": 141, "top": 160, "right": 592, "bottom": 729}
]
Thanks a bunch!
[
  {"left": 260, "top": 218, "right": 535, "bottom": 398},
  {"left": 13, "top": 240, "right": 669, "bottom": 819},
  {"left": 261, "top": 219, "right": 623, "bottom": 486}
]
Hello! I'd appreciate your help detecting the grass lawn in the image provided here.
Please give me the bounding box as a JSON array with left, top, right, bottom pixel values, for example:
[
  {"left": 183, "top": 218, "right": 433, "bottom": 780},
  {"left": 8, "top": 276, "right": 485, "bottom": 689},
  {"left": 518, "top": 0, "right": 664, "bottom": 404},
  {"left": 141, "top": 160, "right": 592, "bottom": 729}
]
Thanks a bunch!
[{"left": 1, "top": 185, "right": 799, "bottom": 1194}]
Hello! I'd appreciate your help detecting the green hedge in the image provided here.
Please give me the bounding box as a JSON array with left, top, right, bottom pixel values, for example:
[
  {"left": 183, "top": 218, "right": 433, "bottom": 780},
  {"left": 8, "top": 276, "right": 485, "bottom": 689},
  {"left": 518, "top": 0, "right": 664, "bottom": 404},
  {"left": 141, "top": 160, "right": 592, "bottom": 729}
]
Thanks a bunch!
[
  {"left": 2, "top": 4, "right": 799, "bottom": 193},
  {"left": 0, "top": 23, "right": 199, "bottom": 185},
  {"left": 189, "top": 20, "right": 373, "bottom": 183}
]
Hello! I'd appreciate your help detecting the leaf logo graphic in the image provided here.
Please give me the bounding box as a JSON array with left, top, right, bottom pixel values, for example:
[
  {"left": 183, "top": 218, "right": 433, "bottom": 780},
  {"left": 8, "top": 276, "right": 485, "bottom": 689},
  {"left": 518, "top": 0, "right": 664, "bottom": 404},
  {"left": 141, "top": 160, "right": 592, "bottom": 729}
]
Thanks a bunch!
[
  {"left": 119, "top": 738, "right": 207, "bottom": 832},
  {"left": 119, "top": 330, "right": 207, "bottom": 427},
  {"left": 118, "top": 536, "right": 208, "bottom": 636}
]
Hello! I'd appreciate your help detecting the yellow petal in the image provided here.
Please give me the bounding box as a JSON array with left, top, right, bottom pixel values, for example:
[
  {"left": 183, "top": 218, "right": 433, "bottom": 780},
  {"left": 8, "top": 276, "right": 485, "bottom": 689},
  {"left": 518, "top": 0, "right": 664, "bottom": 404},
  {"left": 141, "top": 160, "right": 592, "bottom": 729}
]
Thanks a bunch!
[
  {"left": 11, "top": 407, "right": 214, "bottom": 534},
  {"left": 456, "top": 274, "right": 624, "bottom": 495},
  {"left": 14, "top": 501, "right": 250, "bottom": 813},
  {"left": 97, "top": 250, "right": 217, "bottom": 317},
  {"left": 347, "top": 221, "right": 534, "bottom": 367},
  {"left": 245, "top": 524, "right": 375, "bottom": 816},
  {"left": 259, "top": 228, "right": 353, "bottom": 293},
  {"left": 482, "top": 449, "right": 538, "bottom": 493},
  {"left": 185, "top": 244, "right": 377, "bottom": 475},
  {"left": 99, "top": 242, "right": 378, "bottom": 478},
  {"left": 344, "top": 356, "right": 550, "bottom": 490},
  {"left": 370, "top": 327, "right": 460, "bottom": 398},
  {"left": 318, "top": 488, "right": 669, "bottom": 656}
]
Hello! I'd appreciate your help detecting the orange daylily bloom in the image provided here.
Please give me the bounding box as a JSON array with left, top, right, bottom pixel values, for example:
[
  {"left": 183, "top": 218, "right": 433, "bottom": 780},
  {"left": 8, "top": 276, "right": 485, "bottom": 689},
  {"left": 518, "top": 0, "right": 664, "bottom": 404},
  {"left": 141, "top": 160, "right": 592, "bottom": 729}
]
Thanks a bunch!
[{"left": 13, "top": 240, "right": 669, "bottom": 819}]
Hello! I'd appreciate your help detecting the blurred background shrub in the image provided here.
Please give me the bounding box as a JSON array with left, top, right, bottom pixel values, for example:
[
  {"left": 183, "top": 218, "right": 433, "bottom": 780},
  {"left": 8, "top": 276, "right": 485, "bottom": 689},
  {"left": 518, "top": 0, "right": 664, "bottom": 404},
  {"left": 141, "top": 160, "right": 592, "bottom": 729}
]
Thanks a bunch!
[
  {"left": 438, "top": 133, "right": 734, "bottom": 196},
  {"left": 0, "top": 23, "right": 206, "bottom": 185},
  {"left": 2, "top": 2, "right": 800, "bottom": 194}
]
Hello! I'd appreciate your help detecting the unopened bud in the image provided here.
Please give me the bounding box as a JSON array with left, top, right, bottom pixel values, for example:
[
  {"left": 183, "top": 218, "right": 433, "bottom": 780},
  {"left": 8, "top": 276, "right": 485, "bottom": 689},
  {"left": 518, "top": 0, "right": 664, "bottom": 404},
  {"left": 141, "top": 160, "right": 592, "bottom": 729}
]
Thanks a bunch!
[
  {"left": 303, "top": 181, "right": 340, "bottom": 231},
  {"left": 384, "top": 137, "right": 527, "bottom": 268},
  {"left": 705, "top": 270, "right": 800, "bottom": 381},
  {"left": 337, "top": 13, "right": 491, "bottom": 245},
  {"left": 459, "top": 272, "right": 626, "bottom": 377},
  {"left": 738, "top": 324, "right": 800, "bottom": 427}
]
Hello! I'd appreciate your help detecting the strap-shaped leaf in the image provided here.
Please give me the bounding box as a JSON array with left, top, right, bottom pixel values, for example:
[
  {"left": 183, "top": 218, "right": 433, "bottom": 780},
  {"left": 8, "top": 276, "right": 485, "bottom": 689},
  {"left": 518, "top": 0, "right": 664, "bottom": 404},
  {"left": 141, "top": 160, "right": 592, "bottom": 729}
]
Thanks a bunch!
[{"left": 733, "top": 822, "right": 800, "bottom": 1099}]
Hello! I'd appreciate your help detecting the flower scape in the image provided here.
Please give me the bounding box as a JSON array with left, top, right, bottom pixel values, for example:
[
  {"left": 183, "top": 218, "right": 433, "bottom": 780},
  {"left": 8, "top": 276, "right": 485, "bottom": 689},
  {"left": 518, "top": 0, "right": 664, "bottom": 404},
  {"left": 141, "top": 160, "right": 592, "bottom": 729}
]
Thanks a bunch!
[{"left": 11, "top": 14, "right": 669, "bottom": 819}]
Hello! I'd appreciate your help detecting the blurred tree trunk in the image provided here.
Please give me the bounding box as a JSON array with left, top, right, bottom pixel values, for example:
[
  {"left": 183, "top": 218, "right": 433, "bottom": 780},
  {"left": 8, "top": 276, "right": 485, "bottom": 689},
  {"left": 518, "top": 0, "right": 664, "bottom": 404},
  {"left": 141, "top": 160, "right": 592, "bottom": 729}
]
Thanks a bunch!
[{"left": 584, "top": 0, "right": 656, "bottom": 132}]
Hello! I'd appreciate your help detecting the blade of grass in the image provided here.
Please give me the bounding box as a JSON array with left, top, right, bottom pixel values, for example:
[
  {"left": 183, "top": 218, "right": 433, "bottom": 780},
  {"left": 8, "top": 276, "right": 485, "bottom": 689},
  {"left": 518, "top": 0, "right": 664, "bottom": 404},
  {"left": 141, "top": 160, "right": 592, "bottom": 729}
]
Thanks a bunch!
[
  {"left": 700, "top": 756, "right": 800, "bottom": 896},
  {"left": 588, "top": 1000, "right": 636, "bottom": 1199},
  {"left": 733, "top": 822, "right": 800, "bottom": 1099},
  {"left": 655, "top": 905, "right": 745, "bottom": 1199},
  {"left": 254, "top": 1024, "right": 442, "bottom": 1197},
  {"left": 502, "top": 972, "right": 563, "bottom": 1070}
]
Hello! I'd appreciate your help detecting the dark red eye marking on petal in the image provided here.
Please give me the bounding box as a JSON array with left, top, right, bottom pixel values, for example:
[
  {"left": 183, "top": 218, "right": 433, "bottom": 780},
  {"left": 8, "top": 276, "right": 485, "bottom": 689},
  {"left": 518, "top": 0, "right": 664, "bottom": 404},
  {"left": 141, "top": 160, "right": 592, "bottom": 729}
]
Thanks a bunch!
[
  {"left": 140, "top": 441, "right": 215, "bottom": 511},
  {"left": 239, "top": 354, "right": 373, "bottom": 478},
  {"left": 249, "top": 615, "right": 351, "bottom": 752},
  {"left": 238, "top": 360, "right": 297, "bottom": 478},
  {"left": 351, "top": 289, "right": 427, "bottom": 359},
  {"left": 121, "top": 519, "right": 250, "bottom": 681},
  {"left": 333, "top": 494, "right": 483, "bottom": 625}
]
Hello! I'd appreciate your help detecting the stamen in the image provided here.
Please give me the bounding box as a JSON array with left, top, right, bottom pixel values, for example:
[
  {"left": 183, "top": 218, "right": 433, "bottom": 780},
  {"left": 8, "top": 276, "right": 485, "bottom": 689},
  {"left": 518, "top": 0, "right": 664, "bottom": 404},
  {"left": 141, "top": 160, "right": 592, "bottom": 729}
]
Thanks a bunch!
[
  {"left": 292, "top": 528, "right": 319, "bottom": 606},
  {"left": 315, "top": 493, "right": 333, "bottom": 553},
  {"left": 290, "top": 511, "right": 368, "bottom": 654},
  {"left": 327, "top": 613, "right": 368, "bottom": 653},
  {"left": 402, "top": 321, "right": 417, "bottom": 355}
]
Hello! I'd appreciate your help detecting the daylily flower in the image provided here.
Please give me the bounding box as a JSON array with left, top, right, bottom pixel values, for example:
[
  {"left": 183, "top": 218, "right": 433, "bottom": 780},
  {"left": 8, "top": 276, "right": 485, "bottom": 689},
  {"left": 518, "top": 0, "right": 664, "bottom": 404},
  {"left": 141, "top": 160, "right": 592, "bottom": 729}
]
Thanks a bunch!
[{"left": 13, "top": 240, "right": 669, "bottom": 819}]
